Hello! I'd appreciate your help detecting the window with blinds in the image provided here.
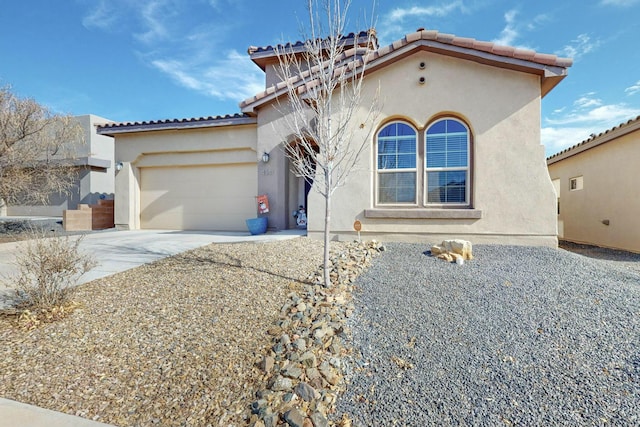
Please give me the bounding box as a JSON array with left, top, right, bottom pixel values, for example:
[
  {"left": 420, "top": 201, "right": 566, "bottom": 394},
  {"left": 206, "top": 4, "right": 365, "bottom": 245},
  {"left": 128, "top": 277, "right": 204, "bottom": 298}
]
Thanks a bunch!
[
  {"left": 377, "top": 122, "right": 417, "bottom": 204},
  {"left": 375, "top": 117, "right": 471, "bottom": 207},
  {"left": 425, "top": 119, "right": 469, "bottom": 204}
]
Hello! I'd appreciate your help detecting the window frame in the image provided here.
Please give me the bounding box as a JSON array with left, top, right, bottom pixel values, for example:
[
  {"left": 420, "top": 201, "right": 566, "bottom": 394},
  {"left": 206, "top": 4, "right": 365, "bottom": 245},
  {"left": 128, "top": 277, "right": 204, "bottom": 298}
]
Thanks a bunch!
[
  {"left": 375, "top": 121, "right": 419, "bottom": 206},
  {"left": 374, "top": 116, "right": 472, "bottom": 209},
  {"left": 569, "top": 176, "right": 583, "bottom": 191},
  {"left": 424, "top": 118, "right": 471, "bottom": 207}
]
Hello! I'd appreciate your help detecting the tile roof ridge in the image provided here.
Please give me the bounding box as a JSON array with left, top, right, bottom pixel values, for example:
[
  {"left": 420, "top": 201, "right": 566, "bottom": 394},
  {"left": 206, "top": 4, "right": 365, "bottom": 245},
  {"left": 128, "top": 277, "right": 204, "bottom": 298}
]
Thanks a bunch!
[
  {"left": 397, "top": 28, "right": 573, "bottom": 68},
  {"left": 247, "top": 30, "right": 376, "bottom": 55},
  {"left": 97, "top": 113, "right": 252, "bottom": 129}
]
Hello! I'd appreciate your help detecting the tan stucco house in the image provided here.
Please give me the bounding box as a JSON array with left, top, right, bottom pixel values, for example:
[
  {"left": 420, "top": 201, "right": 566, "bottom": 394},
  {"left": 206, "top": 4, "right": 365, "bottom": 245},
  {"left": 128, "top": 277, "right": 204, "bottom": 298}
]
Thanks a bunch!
[
  {"left": 7, "top": 114, "right": 115, "bottom": 217},
  {"left": 98, "top": 28, "right": 572, "bottom": 246},
  {"left": 547, "top": 116, "right": 640, "bottom": 253}
]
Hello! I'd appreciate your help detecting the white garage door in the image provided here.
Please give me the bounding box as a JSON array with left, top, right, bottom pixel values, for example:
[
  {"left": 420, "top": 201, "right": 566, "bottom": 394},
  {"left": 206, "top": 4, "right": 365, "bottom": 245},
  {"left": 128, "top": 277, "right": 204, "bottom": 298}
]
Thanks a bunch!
[{"left": 140, "top": 165, "right": 256, "bottom": 231}]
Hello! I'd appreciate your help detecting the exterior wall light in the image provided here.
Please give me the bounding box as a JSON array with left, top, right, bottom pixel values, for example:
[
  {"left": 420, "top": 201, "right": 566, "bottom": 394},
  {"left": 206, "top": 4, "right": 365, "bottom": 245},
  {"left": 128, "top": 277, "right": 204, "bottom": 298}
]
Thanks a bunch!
[
  {"left": 262, "top": 152, "right": 270, "bottom": 163},
  {"left": 115, "top": 162, "right": 124, "bottom": 171}
]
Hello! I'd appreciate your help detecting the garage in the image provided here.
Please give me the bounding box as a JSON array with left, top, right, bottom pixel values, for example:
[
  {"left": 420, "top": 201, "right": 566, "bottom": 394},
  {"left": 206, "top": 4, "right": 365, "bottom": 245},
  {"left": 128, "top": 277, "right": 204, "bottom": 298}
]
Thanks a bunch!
[{"left": 140, "top": 164, "right": 256, "bottom": 231}]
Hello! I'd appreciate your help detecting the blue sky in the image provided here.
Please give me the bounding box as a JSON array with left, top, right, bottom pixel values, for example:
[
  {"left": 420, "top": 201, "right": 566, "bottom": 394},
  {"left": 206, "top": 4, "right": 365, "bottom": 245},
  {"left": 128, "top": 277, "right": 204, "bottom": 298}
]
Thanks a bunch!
[{"left": 1, "top": 0, "right": 639, "bottom": 156}]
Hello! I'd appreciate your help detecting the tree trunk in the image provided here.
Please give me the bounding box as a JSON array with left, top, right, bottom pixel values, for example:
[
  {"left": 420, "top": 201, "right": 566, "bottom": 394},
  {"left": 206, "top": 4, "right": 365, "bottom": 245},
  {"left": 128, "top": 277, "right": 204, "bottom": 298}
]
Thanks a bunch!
[{"left": 323, "top": 169, "right": 332, "bottom": 288}]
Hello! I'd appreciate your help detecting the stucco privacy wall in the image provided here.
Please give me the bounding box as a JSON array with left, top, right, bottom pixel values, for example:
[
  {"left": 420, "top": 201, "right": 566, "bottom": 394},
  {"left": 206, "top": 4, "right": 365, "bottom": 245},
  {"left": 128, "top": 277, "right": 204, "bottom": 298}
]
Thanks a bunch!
[
  {"left": 113, "top": 124, "right": 258, "bottom": 231},
  {"left": 7, "top": 114, "right": 114, "bottom": 217},
  {"left": 548, "top": 126, "right": 640, "bottom": 253},
  {"left": 258, "top": 50, "right": 558, "bottom": 246}
]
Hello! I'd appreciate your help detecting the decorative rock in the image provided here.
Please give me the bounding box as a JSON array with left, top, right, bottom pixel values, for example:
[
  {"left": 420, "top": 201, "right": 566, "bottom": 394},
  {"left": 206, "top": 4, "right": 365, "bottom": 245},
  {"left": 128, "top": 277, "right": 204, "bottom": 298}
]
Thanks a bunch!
[
  {"left": 260, "top": 356, "right": 275, "bottom": 373},
  {"left": 283, "top": 408, "right": 306, "bottom": 427},
  {"left": 272, "top": 342, "right": 285, "bottom": 355},
  {"left": 319, "top": 364, "right": 339, "bottom": 386},
  {"left": 306, "top": 367, "right": 321, "bottom": 381},
  {"left": 250, "top": 399, "right": 268, "bottom": 415},
  {"left": 282, "top": 363, "right": 303, "bottom": 379},
  {"left": 431, "top": 239, "right": 473, "bottom": 262},
  {"left": 299, "top": 351, "right": 317, "bottom": 368},
  {"left": 246, "top": 241, "right": 385, "bottom": 425},
  {"left": 282, "top": 392, "right": 294, "bottom": 402},
  {"left": 270, "top": 376, "right": 293, "bottom": 392},
  {"left": 293, "top": 338, "right": 307, "bottom": 352},
  {"left": 310, "top": 411, "right": 329, "bottom": 427},
  {"left": 294, "top": 382, "right": 319, "bottom": 402},
  {"left": 263, "top": 414, "right": 278, "bottom": 427},
  {"left": 280, "top": 334, "right": 291, "bottom": 346}
]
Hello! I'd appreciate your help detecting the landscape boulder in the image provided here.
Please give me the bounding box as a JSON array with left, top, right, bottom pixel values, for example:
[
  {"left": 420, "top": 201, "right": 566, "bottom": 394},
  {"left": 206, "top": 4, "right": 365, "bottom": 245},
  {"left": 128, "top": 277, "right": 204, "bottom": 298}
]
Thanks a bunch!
[{"left": 431, "top": 239, "right": 473, "bottom": 262}]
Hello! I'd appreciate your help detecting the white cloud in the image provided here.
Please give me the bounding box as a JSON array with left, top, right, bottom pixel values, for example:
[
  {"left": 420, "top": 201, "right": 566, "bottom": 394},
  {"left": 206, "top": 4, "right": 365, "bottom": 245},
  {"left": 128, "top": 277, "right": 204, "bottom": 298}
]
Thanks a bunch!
[
  {"left": 387, "top": 2, "right": 466, "bottom": 22},
  {"left": 543, "top": 94, "right": 640, "bottom": 155},
  {"left": 600, "top": 0, "right": 639, "bottom": 6},
  {"left": 489, "top": 9, "right": 537, "bottom": 50},
  {"left": 542, "top": 126, "right": 594, "bottom": 156},
  {"left": 81, "top": 0, "right": 262, "bottom": 104},
  {"left": 152, "top": 50, "right": 263, "bottom": 101},
  {"left": 573, "top": 93, "right": 602, "bottom": 109},
  {"left": 625, "top": 80, "right": 640, "bottom": 96},
  {"left": 134, "top": 0, "right": 174, "bottom": 44},
  {"left": 492, "top": 9, "right": 519, "bottom": 46},
  {"left": 556, "top": 34, "right": 601, "bottom": 60},
  {"left": 81, "top": 0, "right": 119, "bottom": 30},
  {"left": 545, "top": 103, "right": 640, "bottom": 126},
  {"left": 378, "top": 1, "right": 466, "bottom": 44}
]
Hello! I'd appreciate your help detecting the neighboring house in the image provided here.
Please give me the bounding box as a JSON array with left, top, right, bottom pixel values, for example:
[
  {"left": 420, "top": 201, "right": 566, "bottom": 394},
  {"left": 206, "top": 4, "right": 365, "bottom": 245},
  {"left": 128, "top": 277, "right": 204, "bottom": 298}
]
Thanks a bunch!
[
  {"left": 547, "top": 116, "right": 640, "bottom": 253},
  {"left": 7, "top": 114, "right": 115, "bottom": 217},
  {"left": 98, "top": 28, "right": 572, "bottom": 247}
]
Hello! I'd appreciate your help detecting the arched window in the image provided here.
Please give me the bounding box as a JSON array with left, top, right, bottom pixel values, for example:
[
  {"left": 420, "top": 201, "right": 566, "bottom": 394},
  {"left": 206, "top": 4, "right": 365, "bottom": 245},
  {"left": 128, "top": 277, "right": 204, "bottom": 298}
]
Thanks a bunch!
[
  {"left": 425, "top": 118, "right": 470, "bottom": 205},
  {"left": 376, "top": 122, "right": 417, "bottom": 204}
]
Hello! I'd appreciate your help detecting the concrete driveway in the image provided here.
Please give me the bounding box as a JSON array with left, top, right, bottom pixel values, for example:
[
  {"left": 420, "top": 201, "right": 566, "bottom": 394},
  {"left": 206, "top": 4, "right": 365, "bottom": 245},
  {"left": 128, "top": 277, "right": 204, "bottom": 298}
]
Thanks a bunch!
[{"left": 0, "top": 228, "right": 304, "bottom": 309}]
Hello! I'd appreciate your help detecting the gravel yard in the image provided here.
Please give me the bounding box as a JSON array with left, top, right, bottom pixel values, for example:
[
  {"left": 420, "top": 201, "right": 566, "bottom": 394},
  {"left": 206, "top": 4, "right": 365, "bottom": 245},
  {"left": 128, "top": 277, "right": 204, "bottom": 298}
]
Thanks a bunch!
[
  {"left": 2, "top": 234, "right": 639, "bottom": 426},
  {"left": 0, "top": 238, "right": 326, "bottom": 426},
  {"left": 337, "top": 244, "right": 640, "bottom": 426}
]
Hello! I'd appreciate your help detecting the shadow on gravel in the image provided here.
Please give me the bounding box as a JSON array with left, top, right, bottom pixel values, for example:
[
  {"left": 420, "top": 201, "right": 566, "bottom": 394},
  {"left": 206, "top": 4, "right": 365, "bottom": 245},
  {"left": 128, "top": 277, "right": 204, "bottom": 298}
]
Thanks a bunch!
[
  {"left": 176, "top": 251, "right": 313, "bottom": 285},
  {"left": 560, "top": 240, "right": 640, "bottom": 263}
]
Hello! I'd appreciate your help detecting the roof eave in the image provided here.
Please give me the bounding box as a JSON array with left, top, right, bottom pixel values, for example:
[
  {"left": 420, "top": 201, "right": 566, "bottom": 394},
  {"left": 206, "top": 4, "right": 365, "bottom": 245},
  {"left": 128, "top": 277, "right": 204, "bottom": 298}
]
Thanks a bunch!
[
  {"left": 241, "top": 39, "right": 571, "bottom": 113},
  {"left": 97, "top": 116, "right": 257, "bottom": 136}
]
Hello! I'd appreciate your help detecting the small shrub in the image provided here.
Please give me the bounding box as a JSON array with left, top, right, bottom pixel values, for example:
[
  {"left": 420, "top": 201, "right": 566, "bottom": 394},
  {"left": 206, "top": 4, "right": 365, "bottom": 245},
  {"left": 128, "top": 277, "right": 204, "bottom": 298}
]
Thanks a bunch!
[{"left": 5, "top": 231, "right": 97, "bottom": 311}]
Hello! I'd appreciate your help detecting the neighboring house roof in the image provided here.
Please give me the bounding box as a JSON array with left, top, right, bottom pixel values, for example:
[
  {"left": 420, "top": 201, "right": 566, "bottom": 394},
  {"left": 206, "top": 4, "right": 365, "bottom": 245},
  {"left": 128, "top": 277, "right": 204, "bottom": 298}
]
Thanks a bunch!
[
  {"left": 96, "top": 114, "right": 256, "bottom": 136},
  {"left": 547, "top": 115, "right": 640, "bottom": 165},
  {"left": 240, "top": 28, "right": 573, "bottom": 113}
]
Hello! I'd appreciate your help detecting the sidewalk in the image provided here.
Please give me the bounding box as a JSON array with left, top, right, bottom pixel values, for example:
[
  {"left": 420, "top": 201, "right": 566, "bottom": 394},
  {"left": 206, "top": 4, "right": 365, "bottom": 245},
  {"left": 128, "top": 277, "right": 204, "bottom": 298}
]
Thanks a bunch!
[{"left": 0, "top": 398, "right": 114, "bottom": 427}]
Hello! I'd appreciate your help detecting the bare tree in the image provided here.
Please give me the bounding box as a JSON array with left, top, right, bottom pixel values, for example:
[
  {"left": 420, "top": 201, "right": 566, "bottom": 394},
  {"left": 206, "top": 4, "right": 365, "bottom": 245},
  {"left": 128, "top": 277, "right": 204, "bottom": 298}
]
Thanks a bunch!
[
  {"left": 275, "top": 0, "right": 379, "bottom": 287},
  {"left": 0, "top": 85, "right": 84, "bottom": 212}
]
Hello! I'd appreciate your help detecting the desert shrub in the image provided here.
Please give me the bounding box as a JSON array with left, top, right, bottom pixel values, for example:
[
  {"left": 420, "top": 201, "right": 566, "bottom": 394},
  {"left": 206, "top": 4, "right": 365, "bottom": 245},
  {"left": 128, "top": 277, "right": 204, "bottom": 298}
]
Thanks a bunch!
[{"left": 6, "top": 231, "right": 97, "bottom": 311}]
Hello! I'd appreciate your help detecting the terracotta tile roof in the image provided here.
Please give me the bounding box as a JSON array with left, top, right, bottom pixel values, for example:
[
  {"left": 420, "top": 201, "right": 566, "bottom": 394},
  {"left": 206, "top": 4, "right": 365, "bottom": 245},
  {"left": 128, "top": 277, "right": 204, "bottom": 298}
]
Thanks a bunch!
[
  {"left": 547, "top": 115, "right": 640, "bottom": 164},
  {"left": 240, "top": 28, "right": 573, "bottom": 112},
  {"left": 96, "top": 113, "right": 256, "bottom": 135},
  {"left": 247, "top": 30, "right": 377, "bottom": 70}
]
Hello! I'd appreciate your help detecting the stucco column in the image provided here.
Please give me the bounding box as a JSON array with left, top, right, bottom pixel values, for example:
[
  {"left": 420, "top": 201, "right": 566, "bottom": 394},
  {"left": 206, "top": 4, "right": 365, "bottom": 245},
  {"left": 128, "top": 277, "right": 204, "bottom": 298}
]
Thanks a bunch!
[
  {"left": 258, "top": 147, "right": 288, "bottom": 230},
  {"left": 114, "top": 162, "right": 139, "bottom": 230}
]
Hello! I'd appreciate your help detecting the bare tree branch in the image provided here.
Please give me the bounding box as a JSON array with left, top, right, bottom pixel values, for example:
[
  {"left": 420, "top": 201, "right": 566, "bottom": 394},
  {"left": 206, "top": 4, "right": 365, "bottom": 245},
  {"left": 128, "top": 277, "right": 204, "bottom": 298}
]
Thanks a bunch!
[
  {"left": 273, "top": 0, "right": 379, "bottom": 287},
  {"left": 0, "top": 85, "right": 84, "bottom": 207}
]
